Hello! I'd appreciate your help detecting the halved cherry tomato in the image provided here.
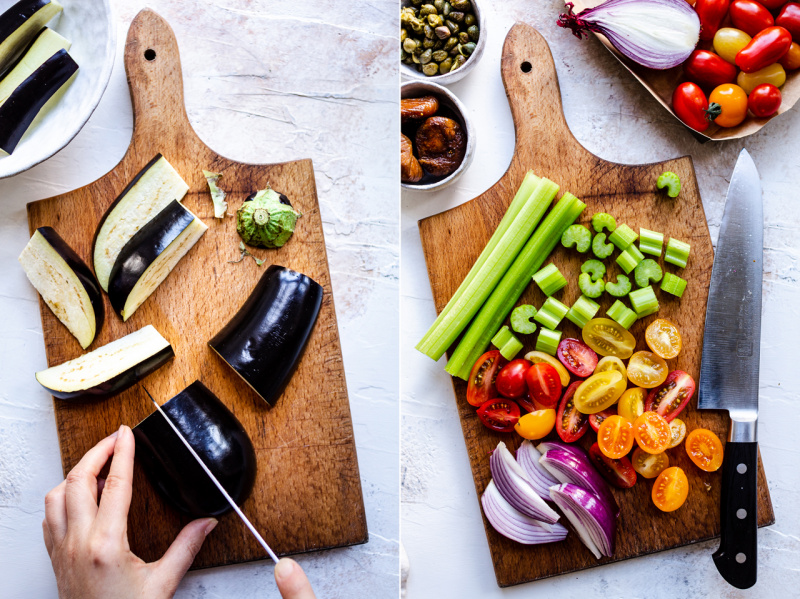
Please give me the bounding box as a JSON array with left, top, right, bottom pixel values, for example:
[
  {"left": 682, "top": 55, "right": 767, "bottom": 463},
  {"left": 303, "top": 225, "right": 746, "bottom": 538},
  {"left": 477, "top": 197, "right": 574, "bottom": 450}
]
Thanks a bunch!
[
  {"left": 476, "top": 398, "right": 520, "bottom": 433},
  {"left": 672, "top": 82, "right": 712, "bottom": 132},
  {"left": 696, "top": 0, "right": 732, "bottom": 41},
  {"left": 517, "top": 389, "right": 536, "bottom": 413},
  {"left": 748, "top": 83, "right": 782, "bottom": 116},
  {"left": 589, "top": 442, "right": 637, "bottom": 489},
  {"left": 652, "top": 467, "right": 689, "bottom": 512},
  {"left": 515, "top": 409, "right": 556, "bottom": 440},
  {"left": 495, "top": 359, "right": 530, "bottom": 399},
  {"left": 627, "top": 351, "right": 669, "bottom": 389},
  {"left": 780, "top": 41, "right": 800, "bottom": 70},
  {"left": 467, "top": 350, "right": 507, "bottom": 407},
  {"left": 582, "top": 318, "right": 636, "bottom": 359},
  {"left": 525, "top": 362, "right": 563, "bottom": 408},
  {"left": 776, "top": 2, "right": 800, "bottom": 40},
  {"left": 632, "top": 447, "right": 670, "bottom": 479},
  {"left": 618, "top": 387, "right": 646, "bottom": 422},
  {"left": 684, "top": 50, "right": 738, "bottom": 89},
  {"left": 730, "top": 0, "right": 775, "bottom": 37},
  {"left": 573, "top": 371, "right": 627, "bottom": 414},
  {"left": 714, "top": 28, "right": 752, "bottom": 64},
  {"left": 668, "top": 418, "right": 687, "bottom": 448},
  {"left": 645, "top": 318, "right": 682, "bottom": 360},
  {"left": 645, "top": 371, "right": 696, "bottom": 422},
  {"left": 594, "top": 355, "right": 627, "bottom": 379},
  {"left": 737, "top": 63, "right": 786, "bottom": 94},
  {"left": 589, "top": 406, "right": 617, "bottom": 433},
  {"left": 709, "top": 83, "right": 749, "bottom": 127},
  {"left": 633, "top": 411, "right": 672, "bottom": 454},
  {"left": 525, "top": 350, "right": 571, "bottom": 386},
  {"left": 556, "top": 381, "right": 588, "bottom": 443},
  {"left": 736, "top": 26, "right": 793, "bottom": 74},
  {"left": 557, "top": 338, "right": 598, "bottom": 378},
  {"left": 597, "top": 415, "right": 635, "bottom": 459},
  {"left": 685, "top": 428, "right": 724, "bottom": 471}
]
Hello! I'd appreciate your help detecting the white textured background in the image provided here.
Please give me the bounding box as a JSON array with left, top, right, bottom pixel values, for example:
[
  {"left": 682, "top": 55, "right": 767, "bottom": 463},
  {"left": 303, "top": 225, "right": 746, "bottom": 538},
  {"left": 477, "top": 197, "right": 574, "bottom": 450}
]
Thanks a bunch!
[
  {"left": 401, "top": 0, "right": 800, "bottom": 597},
  {"left": 0, "top": 1, "right": 399, "bottom": 597}
]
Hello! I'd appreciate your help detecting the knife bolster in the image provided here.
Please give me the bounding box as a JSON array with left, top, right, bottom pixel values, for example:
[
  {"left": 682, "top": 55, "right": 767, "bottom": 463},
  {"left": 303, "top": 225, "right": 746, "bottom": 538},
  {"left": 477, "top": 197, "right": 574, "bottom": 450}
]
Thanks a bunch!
[{"left": 729, "top": 414, "right": 757, "bottom": 443}]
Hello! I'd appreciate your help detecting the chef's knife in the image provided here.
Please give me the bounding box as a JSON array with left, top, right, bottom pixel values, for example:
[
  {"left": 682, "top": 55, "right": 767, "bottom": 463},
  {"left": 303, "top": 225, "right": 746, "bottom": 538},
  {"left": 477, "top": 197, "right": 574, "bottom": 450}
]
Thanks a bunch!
[
  {"left": 698, "top": 148, "right": 762, "bottom": 589},
  {"left": 142, "top": 387, "right": 280, "bottom": 564}
]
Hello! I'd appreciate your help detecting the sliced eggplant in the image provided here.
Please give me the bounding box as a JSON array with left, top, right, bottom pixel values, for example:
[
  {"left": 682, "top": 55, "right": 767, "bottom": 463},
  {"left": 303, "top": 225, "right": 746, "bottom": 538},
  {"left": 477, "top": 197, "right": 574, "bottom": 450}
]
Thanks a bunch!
[
  {"left": 209, "top": 265, "right": 322, "bottom": 406},
  {"left": 107, "top": 200, "right": 207, "bottom": 321},
  {"left": 133, "top": 381, "right": 257, "bottom": 518},
  {"left": 0, "top": 27, "right": 69, "bottom": 102},
  {"left": 0, "top": 0, "right": 62, "bottom": 72},
  {"left": 35, "top": 324, "right": 173, "bottom": 402},
  {"left": 18, "top": 226, "right": 104, "bottom": 349},
  {"left": 93, "top": 154, "right": 190, "bottom": 292}
]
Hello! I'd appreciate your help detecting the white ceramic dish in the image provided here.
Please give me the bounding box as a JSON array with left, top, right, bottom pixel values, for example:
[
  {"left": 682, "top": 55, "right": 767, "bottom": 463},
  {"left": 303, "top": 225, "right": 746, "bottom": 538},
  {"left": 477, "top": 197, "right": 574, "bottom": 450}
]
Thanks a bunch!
[
  {"left": 0, "top": 0, "right": 116, "bottom": 179},
  {"left": 401, "top": 80, "right": 474, "bottom": 192}
]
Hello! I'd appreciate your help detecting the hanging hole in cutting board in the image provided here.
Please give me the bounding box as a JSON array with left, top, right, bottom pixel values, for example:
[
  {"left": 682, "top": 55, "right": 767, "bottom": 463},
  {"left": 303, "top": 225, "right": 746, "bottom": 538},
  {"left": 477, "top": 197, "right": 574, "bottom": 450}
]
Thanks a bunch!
[
  {"left": 520, "top": 61, "right": 532, "bottom": 73},
  {"left": 145, "top": 49, "right": 156, "bottom": 61}
]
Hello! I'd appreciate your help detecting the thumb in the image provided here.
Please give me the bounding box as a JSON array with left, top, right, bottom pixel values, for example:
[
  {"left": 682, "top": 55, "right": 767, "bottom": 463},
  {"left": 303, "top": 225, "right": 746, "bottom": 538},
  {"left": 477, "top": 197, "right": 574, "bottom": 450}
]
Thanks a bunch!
[
  {"left": 274, "top": 558, "right": 316, "bottom": 599},
  {"left": 152, "top": 518, "right": 217, "bottom": 595}
]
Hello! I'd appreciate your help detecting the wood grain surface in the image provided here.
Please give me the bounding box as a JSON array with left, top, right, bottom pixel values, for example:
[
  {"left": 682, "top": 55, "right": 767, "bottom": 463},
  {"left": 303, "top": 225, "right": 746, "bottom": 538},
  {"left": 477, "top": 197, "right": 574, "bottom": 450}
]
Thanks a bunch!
[
  {"left": 26, "top": 10, "right": 367, "bottom": 569},
  {"left": 418, "top": 23, "right": 774, "bottom": 588}
]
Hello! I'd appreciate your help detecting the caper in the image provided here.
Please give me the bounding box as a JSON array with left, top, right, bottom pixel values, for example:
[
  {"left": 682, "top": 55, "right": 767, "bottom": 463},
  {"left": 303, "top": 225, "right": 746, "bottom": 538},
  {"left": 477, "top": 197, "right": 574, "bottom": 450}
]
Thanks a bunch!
[
  {"left": 412, "top": 52, "right": 421, "bottom": 64},
  {"left": 443, "top": 36, "right": 458, "bottom": 51},
  {"left": 449, "top": 11, "right": 464, "bottom": 23},
  {"left": 400, "top": 28, "right": 407, "bottom": 43},
  {"left": 434, "top": 0, "right": 445, "bottom": 11},
  {"left": 422, "top": 37, "right": 435, "bottom": 49},
  {"left": 439, "top": 57, "right": 453, "bottom": 74},
  {"left": 419, "top": 4, "right": 436, "bottom": 17},
  {"left": 411, "top": 0, "right": 423, "bottom": 5},
  {"left": 419, "top": 48, "right": 433, "bottom": 64},
  {"left": 403, "top": 38, "right": 418, "bottom": 53},
  {"left": 449, "top": 44, "right": 460, "bottom": 56},
  {"left": 422, "top": 62, "right": 439, "bottom": 76},
  {"left": 451, "top": 0, "right": 470, "bottom": 10},
  {"left": 424, "top": 24, "right": 434, "bottom": 39},
  {"left": 443, "top": 1, "right": 452, "bottom": 16},
  {"left": 451, "top": 54, "right": 466, "bottom": 71},
  {"left": 432, "top": 49, "right": 448, "bottom": 62},
  {"left": 459, "top": 42, "right": 475, "bottom": 56},
  {"left": 434, "top": 39, "right": 444, "bottom": 49},
  {"left": 409, "top": 17, "right": 424, "bottom": 33},
  {"left": 435, "top": 25, "right": 451, "bottom": 39},
  {"left": 446, "top": 20, "right": 459, "bottom": 34},
  {"left": 464, "top": 13, "right": 475, "bottom": 26},
  {"left": 413, "top": 45, "right": 423, "bottom": 57},
  {"left": 400, "top": 48, "right": 407, "bottom": 61},
  {"left": 427, "top": 13, "right": 443, "bottom": 27},
  {"left": 467, "top": 25, "right": 479, "bottom": 42},
  {"left": 458, "top": 32, "right": 469, "bottom": 44}
]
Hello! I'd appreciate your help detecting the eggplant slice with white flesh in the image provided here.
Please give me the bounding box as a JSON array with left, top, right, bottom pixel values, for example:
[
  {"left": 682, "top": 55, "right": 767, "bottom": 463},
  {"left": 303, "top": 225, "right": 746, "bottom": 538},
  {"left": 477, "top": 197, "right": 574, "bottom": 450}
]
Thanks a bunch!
[
  {"left": 133, "top": 381, "right": 257, "bottom": 518},
  {"left": 35, "top": 324, "right": 173, "bottom": 402},
  {"left": 93, "top": 154, "right": 190, "bottom": 292},
  {"left": 18, "top": 226, "right": 104, "bottom": 349},
  {"left": 0, "top": 0, "right": 63, "bottom": 72},
  {"left": 209, "top": 265, "right": 322, "bottom": 406},
  {"left": 107, "top": 200, "right": 207, "bottom": 321}
]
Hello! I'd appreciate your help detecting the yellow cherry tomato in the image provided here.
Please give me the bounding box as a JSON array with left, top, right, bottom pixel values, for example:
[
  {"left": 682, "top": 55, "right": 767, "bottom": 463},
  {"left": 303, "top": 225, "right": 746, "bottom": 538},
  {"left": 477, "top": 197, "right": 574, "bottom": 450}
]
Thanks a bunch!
[
  {"left": 632, "top": 447, "right": 669, "bottom": 479},
  {"left": 780, "top": 42, "right": 800, "bottom": 71},
  {"left": 627, "top": 351, "right": 669, "bottom": 388},
  {"left": 597, "top": 415, "right": 635, "bottom": 459},
  {"left": 618, "top": 387, "right": 646, "bottom": 422},
  {"left": 645, "top": 318, "right": 682, "bottom": 360},
  {"left": 737, "top": 63, "right": 786, "bottom": 95},
  {"left": 573, "top": 371, "right": 627, "bottom": 414},
  {"left": 668, "top": 418, "right": 687, "bottom": 448},
  {"left": 594, "top": 355, "right": 627, "bottom": 379},
  {"left": 652, "top": 467, "right": 689, "bottom": 512},
  {"left": 582, "top": 318, "right": 636, "bottom": 359},
  {"left": 515, "top": 409, "right": 556, "bottom": 440},
  {"left": 524, "top": 351, "right": 570, "bottom": 387},
  {"left": 709, "top": 84, "right": 748, "bottom": 127},
  {"left": 713, "top": 27, "right": 752, "bottom": 64}
]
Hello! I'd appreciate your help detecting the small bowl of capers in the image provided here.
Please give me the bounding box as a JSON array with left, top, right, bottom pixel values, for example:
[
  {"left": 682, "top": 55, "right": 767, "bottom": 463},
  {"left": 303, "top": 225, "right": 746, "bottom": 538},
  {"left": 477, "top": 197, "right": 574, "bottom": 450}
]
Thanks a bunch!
[{"left": 400, "top": 0, "right": 485, "bottom": 86}]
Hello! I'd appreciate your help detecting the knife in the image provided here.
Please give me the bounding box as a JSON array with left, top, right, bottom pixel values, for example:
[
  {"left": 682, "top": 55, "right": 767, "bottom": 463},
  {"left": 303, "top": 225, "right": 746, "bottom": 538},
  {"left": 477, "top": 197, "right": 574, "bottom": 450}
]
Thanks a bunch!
[
  {"left": 698, "top": 148, "right": 762, "bottom": 589},
  {"left": 141, "top": 387, "right": 280, "bottom": 564}
]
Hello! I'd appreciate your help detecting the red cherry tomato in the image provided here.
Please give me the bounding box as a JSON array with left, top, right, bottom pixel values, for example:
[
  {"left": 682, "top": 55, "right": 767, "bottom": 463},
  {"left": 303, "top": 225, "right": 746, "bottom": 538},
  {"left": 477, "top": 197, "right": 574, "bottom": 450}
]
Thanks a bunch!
[
  {"left": 684, "top": 50, "right": 738, "bottom": 89},
  {"left": 645, "top": 370, "right": 696, "bottom": 422},
  {"left": 696, "top": 0, "right": 732, "bottom": 41},
  {"left": 589, "top": 442, "right": 637, "bottom": 489},
  {"left": 556, "top": 381, "right": 588, "bottom": 443},
  {"left": 589, "top": 406, "right": 618, "bottom": 433},
  {"left": 476, "top": 398, "right": 520, "bottom": 433},
  {"left": 759, "top": 0, "right": 792, "bottom": 9},
  {"left": 495, "top": 359, "right": 530, "bottom": 399},
  {"left": 748, "top": 83, "right": 782, "bottom": 116},
  {"left": 556, "top": 338, "right": 598, "bottom": 378},
  {"left": 672, "top": 82, "right": 712, "bottom": 131},
  {"left": 467, "top": 350, "right": 507, "bottom": 407},
  {"left": 780, "top": 41, "right": 800, "bottom": 69},
  {"left": 736, "top": 26, "right": 793, "bottom": 73},
  {"left": 525, "top": 362, "right": 563, "bottom": 408},
  {"left": 730, "top": 0, "right": 775, "bottom": 37},
  {"left": 776, "top": 3, "right": 800, "bottom": 41}
]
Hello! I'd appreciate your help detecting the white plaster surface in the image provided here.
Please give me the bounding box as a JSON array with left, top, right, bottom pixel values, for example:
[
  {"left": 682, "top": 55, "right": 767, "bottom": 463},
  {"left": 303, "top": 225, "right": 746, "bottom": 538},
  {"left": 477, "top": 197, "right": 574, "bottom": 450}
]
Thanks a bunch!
[
  {"left": 401, "top": 0, "right": 800, "bottom": 597},
  {"left": 0, "top": 1, "right": 399, "bottom": 598}
]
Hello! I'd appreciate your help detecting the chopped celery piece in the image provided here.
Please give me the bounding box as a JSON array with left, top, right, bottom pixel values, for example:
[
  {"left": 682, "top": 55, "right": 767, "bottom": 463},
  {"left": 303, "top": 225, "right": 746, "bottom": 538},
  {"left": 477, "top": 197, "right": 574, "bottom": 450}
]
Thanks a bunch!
[
  {"left": 581, "top": 259, "right": 606, "bottom": 281},
  {"left": 657, "top": 171, "right": 681, "bottom": 197},
  {"left": 616, "top": 245, "right": 644, "bottom": 274},
  {"left": 607, "top": 300, "right": 638, "bottom": 329},
  {"left": 561, "top": 224, "right": 592, "bottom": 253},
  {"left": 578, "top": 273, "right": 604, "bottom": 298},
  {"left": 609, "top": 224, "right": 638, "bottom": 250},
  {"left": 532, "top": 263, "right": 567, "bottom": 296},
  {"left": 534, "top": 297, "right": 569, "bottom": 330},
  {"left": 492, "top": 325, "right": 513, "bottom": 348},
  {"left": 591, "top": 212, "right": 616, "bottom": 233},
  {"left": 567, "top": 295, "right": 600, "bottom": 328},
  {"left": 634, "top": 258, "right": 663, "bottom": 287},
  {"left": 511, "top": 304, "right": 537, "bottom": 334},
  {"left": 630, "top": 285, "right": 659, "bottom": 316},
  {"left": 592, "top": 233, "right": 614, "bottom": 259},
  {"left": 639, "top": 228, "right": 664, "bottom": 257},
  {"left": 606, "top": 274, "right": 632, "bottom": 297},
  {"left": 665, "top": 237, "right": 691, "bottom": 268},
  {"left": 661, "top": 272, "right": 687, "bottom": 297},
  {"left": 492, "top": 325, "right": 523, "bottom": 360},
  {"left": 535, "top": 328, "right": 562, "bottom": 356}
]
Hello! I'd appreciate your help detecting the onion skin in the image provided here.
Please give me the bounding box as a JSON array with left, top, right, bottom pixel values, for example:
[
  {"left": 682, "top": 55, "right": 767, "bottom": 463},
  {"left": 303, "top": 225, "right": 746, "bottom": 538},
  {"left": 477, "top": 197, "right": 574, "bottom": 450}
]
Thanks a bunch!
[
  {"left": 538, "top": 446, "right": 620, "bottom": 517},
  {"left": 481, "top": 480, "right": 569, "bottom": 545}
]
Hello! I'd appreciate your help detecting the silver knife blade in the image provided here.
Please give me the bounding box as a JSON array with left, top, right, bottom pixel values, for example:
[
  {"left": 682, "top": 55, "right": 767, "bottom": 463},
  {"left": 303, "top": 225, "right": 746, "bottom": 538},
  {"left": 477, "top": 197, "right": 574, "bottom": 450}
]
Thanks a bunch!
[
  {"left": 698, "top": 149, "right": 763, "bottom": 429},
  {"left": 141, "top": 387, "right": 280, "bottom": 564}
]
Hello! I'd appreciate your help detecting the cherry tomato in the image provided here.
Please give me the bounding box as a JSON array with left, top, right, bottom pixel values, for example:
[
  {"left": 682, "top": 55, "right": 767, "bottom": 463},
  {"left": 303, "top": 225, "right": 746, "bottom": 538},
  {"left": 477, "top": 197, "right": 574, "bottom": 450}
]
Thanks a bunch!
[
  {"left": 668, "top": 418, "right": 688, "bottom": 448},
  {"left": 776, "top": 2, "right": 800, "bottom": 40},
  {"left": 708, "top": 83, "right": 749, "bottom": 127},
  {"left": 589, "top": 406, "right": 617, "bottom": 433},
  {"left": 632, "top": 447, "right": 669, "bottom": 479},
  {"left": 618, "top": 387, "right": 646, "bottom": 422},
  {"left": 737, "top": 63, "right": 786, "bottom": 94},
  {"left": 476, "top": 398, "right": 520, "bottom": 433},
  {"left": 467, "top": 350, "right": 507, "bottom": 407},
  {"left": 748, "top": 82, "right": 783, "bottom": 116},
  {"left": 672, "top": 82, "right": 712, "bottom": 132},
  {"left": 736, "top": 26, "right": 793, "bottom": 73},
  {"left": 780, "top": 41, "right": 800, "bottom": 70},
  {"left": 645, "top": 318, "right": 682, "bottom": 360},
  {"left": 646, "top": 371, "right": 696, "bottom": 422},
  {"left": 582, "top": 318, "right": 636, "bottom": 359},
  {"left": 573, "top": 371, "right": 627, "bottom": 414},
  {"left": 589, "top": 442, "right": 637, "bottom": 489},
  {"left": 594, "top": 356, "right": 627, "bottom": 379},
  {"left": 696, "top": 0, "right": 732, "bottom": 40},
  {"left": 684, "top": 50, "right": 738, "bottom": 89},
  {"left": 556, "top": 381, "right": 589, "bottom": 443},
  {"left": 525, "top": 362, "right": 563, "bottom": 408},
  {"left": 557, "top": 338, "right": 598, "bottom": 378},
  {"left": 759, "top": 0, "right": 792, "bottom": 9},
  {"left": 714, "top": 28, "right": 752, "bottom": 64},
  {"left": 652, "top": 467, "right": 689, "bottom": 512},
  {"left": 633, "top": 411, "right": 672, "bottom": 454},
  {"left": 597, "top": 415, "right": 635, "bottom": 459},
  {"left": 515, "top": 409, "right": 556, "bottom": 440},
  {"left": 730, "top": 0, "right": 775, "bottom": 37},
  {"left": 627, "top": 351, "right": 669, "bottom": 389},
  {"left": 685, "top": 428, "right": 724, "bottom": 471},
  {"left": 495, "top": 359, "right": 530, "bottom": 399},
  {"left": 525, "top": 351, "right": 571, "bottom": 386}
]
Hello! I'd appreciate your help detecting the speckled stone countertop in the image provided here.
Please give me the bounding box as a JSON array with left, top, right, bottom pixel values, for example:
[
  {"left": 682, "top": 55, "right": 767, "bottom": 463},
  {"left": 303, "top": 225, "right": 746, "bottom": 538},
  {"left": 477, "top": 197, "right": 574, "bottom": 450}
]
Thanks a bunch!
[
  {"left": 0, "top": 1, "right": 398, "bottom": 597},
  {"left": 401, "top": 0, "right": 800, "bottom": 596}
]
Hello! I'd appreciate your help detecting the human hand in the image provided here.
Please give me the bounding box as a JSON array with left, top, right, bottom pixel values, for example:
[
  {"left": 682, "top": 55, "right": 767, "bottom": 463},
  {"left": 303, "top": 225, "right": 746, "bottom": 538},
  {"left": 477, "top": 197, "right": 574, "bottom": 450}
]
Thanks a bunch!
[
  {"left": 43, "top": 425, "right": 217, "bottom": 599},
  {"left": 274, "top": 558, "right": 317, "bottom": 598}
]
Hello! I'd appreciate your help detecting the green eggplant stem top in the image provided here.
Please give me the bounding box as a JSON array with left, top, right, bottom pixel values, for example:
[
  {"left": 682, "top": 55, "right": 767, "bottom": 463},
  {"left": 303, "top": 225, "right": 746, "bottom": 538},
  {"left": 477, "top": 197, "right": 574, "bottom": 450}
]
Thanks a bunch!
[{"left": 236, "top": 188, "right": 301, "bottom": 249}]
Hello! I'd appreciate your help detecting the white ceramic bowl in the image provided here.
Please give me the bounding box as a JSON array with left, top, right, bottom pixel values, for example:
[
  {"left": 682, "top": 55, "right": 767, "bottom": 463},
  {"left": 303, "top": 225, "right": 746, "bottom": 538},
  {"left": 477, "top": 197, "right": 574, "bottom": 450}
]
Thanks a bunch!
[
  {"left": 0, "top": 0, "right": 116, "bottom": 179},
  {"left": 400, "top": 0, "right": 486, "bottom": 86},
  {"left": 401, "top": 80, "right": 474, "bottom": 192}
]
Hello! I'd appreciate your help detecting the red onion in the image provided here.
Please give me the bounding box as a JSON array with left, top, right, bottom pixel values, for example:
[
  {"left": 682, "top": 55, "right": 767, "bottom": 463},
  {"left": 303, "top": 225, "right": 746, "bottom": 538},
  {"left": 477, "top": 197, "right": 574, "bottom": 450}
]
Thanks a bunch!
[
  {"left": 538, "top": 447, "right": 620, "bottom": 518},
  {"left": 550, "top": 483, "right": 616, "bottom": 558},
  {"left": 482, "top": 480, "right": 569, "bottom": 545},
  {"left": 557, "top": 0, "right": 701, "bottom": 70},
  {"left": 490, "top": 442, "right": 560, "bottom": 525},
  {"left": 515, "top": 440, "right": 559, "bottom": 500},
  {"left": 536, "top": 440, "right": 587, "bottom": 461}
]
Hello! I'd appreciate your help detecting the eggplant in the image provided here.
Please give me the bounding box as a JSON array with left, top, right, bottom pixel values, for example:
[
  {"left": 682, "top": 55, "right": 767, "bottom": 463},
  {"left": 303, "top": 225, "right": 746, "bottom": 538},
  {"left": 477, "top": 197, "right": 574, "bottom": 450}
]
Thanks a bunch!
[
  {"left": 107, "top": 200, "right": 207, "bottom": 321},
  {"left": 35, "top": 324, "right": 173, "bottom": 402},
  {"left": 93, "top": 154, "right": 190, "bottom": 292},
  {"left": 209, "top": 265, "right": 322, "bottom": 406},
  {"left": 0, "top": 0, "right": 62, "bottom": 72},
  {"left": 18, "top": 226, "right": 104, "bottom": 349},
  {"left": 133, "top": 381, "right": 257, "bottom": 518}
]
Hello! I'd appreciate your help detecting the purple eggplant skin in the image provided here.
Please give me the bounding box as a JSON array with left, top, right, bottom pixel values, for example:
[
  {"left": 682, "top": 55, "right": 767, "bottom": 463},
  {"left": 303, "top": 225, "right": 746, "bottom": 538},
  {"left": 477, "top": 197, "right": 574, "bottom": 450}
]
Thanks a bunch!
[
  {"left": 133, "top": 381, "right": 257, "bottom": 518},
  {"left": 0, "top": 0, "right": 53, "bottom": 70},
  {"left": 0, "top": 48, "right": 78, "bottom": 154},
  {"left": 209, "top": 265, "right": 322, "bottom": 406},
  {"left": 245, "top": 190, "right": 292, "bottom": 207},
  {"left": 107, "top": 200, "right": 195, "bottom": 318}
]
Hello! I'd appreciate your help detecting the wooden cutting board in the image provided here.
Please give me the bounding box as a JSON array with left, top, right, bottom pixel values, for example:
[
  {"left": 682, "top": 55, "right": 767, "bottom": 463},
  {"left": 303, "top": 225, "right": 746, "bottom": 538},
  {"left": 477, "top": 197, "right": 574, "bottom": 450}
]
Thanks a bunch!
[
  {"left": 418, "top": 23, "right": 774, "bottom": 588},
  {"left": 26, "top": 10, "right": 367, "bottom": 568}
]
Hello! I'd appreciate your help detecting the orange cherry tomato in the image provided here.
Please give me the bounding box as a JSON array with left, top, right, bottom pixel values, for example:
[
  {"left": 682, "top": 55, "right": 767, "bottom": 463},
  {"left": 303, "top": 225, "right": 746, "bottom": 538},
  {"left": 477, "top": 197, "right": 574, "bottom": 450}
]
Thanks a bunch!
[
  {"left": 632, "top": 447, "right": 670, "bottom": 479},
  {"left": 685, "top": 428, "right": 724, "bottom": 471},
  {"left": 633, "top": 411, "right": 672, "bottom": 454},
  {"left": 652, "top": 467, "right": 689, "bottom": 512},
  {"left": 515, "top": 409, "right": 556, "bottom": 440},
  {"left": 779, "top": 42, "right": 800, "bottom": 71},
  {"left": 645, "top": 318, "right": 682, "bottom": 360},
  {"left": 618, "top": 387, "right": 646, "bottom": 422},
  {"left": 668, "top": 418, "right": 687, "bottom": 448},
  {"left": 708, "top": 84, "right": 748, "bottom": 127},
  {"left": 627, "top": 351, "right": 669, "bottom": 389},
  {"left": 597, "top": 415, "right": 635, "bottom": 459}
]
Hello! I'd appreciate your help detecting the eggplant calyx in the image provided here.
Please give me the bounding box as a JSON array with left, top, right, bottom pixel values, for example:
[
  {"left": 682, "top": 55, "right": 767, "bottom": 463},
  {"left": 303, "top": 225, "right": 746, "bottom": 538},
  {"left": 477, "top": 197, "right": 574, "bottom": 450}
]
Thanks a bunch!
[{"left": 236, "top": 187, "right": 300, "bottom": 249}]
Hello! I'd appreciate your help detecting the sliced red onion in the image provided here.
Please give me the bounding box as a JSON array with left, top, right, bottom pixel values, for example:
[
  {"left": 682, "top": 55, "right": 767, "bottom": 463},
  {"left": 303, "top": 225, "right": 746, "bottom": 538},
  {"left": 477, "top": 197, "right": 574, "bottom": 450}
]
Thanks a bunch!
[
  {"left": 557, "top": 0, "right": 700, "bottom": 70},
  {"left": 482, "top": 480, "right": 569, "bottom": 545},
  {"left": 516, "top": 440, "right": 559, "bottom": 500},
  {"left": 536, "top": 439, "right": 586, "bottom": 461},
  {"left": 550, "top": 483, "right": 616, "bottom": 558},
  {"left": 490, "top": 442, "right": 560, "bottom": 525},
  {"left": 539, "top": 447, "right": 620, "bottom": 518}
]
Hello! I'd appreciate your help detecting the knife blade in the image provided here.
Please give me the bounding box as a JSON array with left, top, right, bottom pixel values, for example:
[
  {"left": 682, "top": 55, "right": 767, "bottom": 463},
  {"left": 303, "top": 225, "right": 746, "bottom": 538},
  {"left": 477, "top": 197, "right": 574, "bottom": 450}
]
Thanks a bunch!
[
  {"left": 141, "top": 387, "right": 279, "bottom": 564},
  {"left": 698, "top": 148, "right": 762, "bottom": 589}
]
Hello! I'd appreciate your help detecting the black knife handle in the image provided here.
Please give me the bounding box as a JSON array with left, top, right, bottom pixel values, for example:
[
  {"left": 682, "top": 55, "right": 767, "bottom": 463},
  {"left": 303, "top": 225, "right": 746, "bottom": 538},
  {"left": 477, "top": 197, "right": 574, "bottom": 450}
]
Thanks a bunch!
[{"left": 712, "top": 441, "right": 758, "bottom": 589}]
